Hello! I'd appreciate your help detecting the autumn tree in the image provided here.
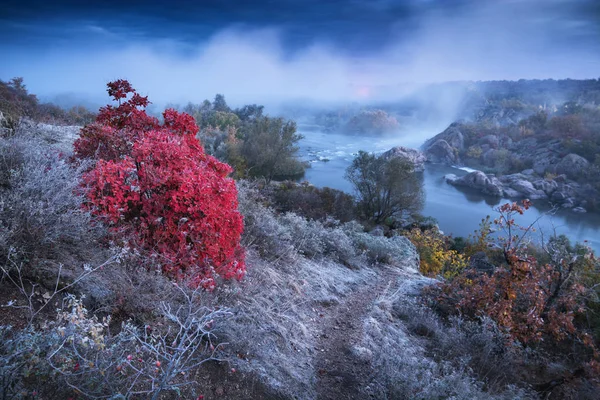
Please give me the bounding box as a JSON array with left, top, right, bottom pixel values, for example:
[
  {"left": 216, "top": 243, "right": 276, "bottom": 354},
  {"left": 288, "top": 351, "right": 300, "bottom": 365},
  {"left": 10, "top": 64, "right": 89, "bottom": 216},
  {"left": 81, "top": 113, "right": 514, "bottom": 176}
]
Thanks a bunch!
[
  {"left": 346, "top": 151, "right": 424, "bottom": 224},
  {"left": 74, "top": 80, "right": 245, "bottom": 289},
  {"left": 436, "top": 200, "right": 598, "bottom": 367}
]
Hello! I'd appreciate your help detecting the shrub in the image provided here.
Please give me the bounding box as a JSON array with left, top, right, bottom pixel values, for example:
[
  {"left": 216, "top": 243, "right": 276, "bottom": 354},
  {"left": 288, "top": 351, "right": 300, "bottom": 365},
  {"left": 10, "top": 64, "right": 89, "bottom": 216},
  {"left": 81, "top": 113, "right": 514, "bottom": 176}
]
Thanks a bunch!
[
  {"left": 342, "top": 221, "right": 416, "bottom": 265},
  {"left": 272, "top": 181, "right": 356, "bottom": 223},
  {"left": 237, "top": 181, "right": 359, "bottom": 264},
  {"left": 548, "top": 114, "right": 587, "bottom": 139},
  {"left": 364, "top": 293, "right": 533, "bottom": 399},
  {"left": 466, "top": 145, "right": 483, "bottom": 159},
  {"left": 236, "top": 181, "right": 296, "bottom": 259},
  {"left": 392, "top": 302, "right": 534, "bottom": 397},
  {"left": 0, "top": 291, "right": 229, "bottom": 399},
  {"left": 404, "top": 228, "right": 468, "bottom": 278},
  {"left": 436, "top": 201, "right": 599, "bottom": 375},
  {"left": 74, "top": 80, "right": 245, "bottom": 289},
  {"left": 73, "top": 80, "right": 159, "bottom": 161},
  {"left": 0, "top": 134, "right": 100, "bottom": 261}
]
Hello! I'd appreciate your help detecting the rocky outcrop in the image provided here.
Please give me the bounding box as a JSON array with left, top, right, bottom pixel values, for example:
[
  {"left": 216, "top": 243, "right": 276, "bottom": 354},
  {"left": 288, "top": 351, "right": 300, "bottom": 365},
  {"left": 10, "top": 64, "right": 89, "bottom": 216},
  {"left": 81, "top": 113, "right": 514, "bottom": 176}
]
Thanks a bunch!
[
  {"left": 444, "top": 167, "right": 596, "bottom": 212},
  {"left": 533, "top": 179, "right": 558, "bottom": 195},
  {"left": 424, "top": 139, "right": 458, "bottom": 164},
  {"left": 422, "top": 123, "right": 464, "bottom": 165},
  {"left": 499, "top": 174, "right": 547, "bottom": 200},
  {"left": 421, "top": 119, "right": 597, "bottom": 212},
  {"left": 445, "top": 171, "right": 503, "bottom": 197},
  {"left": 552, "top": 153, "right": 589, "bottom": 179},
  {"left": 382, "top": 146, "right": 427, "bottom": 172},
  {"left": 438, "top": 125, "right": 465, "bottom": 150}
]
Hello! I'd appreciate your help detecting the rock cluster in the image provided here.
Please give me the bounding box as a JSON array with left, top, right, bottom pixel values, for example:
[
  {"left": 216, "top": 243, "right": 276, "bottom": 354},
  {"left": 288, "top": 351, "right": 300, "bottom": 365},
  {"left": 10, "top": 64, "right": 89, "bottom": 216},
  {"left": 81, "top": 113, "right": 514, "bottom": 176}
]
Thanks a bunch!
[
  {"left": 423, "top": 123, "right": 597, "bottom": 212},
  {"left": 444, "top": 169, "right": 594, "bottom": 212},
  {"left": 381, "top": 146, "right": 427, "bottom": 172}
]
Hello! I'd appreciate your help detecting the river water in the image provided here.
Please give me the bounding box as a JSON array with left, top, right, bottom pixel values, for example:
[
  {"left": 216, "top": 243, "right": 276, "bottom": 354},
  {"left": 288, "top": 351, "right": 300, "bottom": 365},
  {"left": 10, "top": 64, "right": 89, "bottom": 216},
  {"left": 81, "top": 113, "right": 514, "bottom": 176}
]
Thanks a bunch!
[{"left": 296, "top": 124, "right": 600, "bottom": 253}]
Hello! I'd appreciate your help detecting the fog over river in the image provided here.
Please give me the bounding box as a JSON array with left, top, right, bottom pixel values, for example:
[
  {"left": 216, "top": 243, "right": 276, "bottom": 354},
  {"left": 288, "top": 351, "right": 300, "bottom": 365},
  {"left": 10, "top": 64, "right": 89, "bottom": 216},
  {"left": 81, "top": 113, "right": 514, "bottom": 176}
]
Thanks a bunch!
[{"left": 297, "top": 124, "right": 600, "bottom": 253}]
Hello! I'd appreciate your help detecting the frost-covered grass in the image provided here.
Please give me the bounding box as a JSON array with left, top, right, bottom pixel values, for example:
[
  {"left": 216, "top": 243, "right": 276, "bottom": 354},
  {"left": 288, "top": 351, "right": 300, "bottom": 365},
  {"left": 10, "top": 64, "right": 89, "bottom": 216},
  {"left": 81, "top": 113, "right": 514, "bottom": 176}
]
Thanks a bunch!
[
  {"left": 0, "top": 130, "right": 102, "bottom": 263},
  {"left": 359, "top": 287, "right": 537, "bottom": 399}
]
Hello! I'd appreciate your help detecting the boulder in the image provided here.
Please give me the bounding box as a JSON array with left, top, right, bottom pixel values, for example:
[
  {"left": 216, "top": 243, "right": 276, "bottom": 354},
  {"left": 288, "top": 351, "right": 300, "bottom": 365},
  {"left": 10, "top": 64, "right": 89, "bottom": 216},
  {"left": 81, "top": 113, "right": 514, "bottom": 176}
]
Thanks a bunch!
[
  {"left": 551, "top": 189, "right": 569, "bottom": 203},
  {"left": 444, "top": 173, "right": 459, "bottom": 184},
  {"left": 503, "top": 188, "right": 521, "bottom": 198},
  {"left": 561, "top": 199, "right": 576, "bottom": 208},
  {"left": 425, "top": 139, "right": 458, "bottom": 164},
  {"left": 509, "top": 179, "right": 547, "bottom": 200},
  {"left": 499, "top": 174, "right": 547, "bottom": 200},
  {"left": 550, "top": 183, "right": 583, "bottom": 209},
  {"left": 552, "top": 153, "right": 589, "bottom": 179},
  {"left": 423, "top": 122, "right": 465, "bottom": 150},
  {"left": 437, "top": 124, "right": 465, "bottom": 150},
  {"left": 382, "top": 146, "right": 427, "bottom": 172},
  {"left": 533, "top": 157, "right": 556, "bottom": 175},
  {"left": 446, "top": 170, "right": 503, "bottom": 197},
  {"left": 422, "top": 123, "right": 465, "bottom": 164},
  {"left": 533, "top": 179, "right": 558, "bottom": 195},
  {"left": 554, "top": 174, "right": 568, "bottom": 183},
  {"left": 478, "top": 134, "right": 500, "bottom": 149}
]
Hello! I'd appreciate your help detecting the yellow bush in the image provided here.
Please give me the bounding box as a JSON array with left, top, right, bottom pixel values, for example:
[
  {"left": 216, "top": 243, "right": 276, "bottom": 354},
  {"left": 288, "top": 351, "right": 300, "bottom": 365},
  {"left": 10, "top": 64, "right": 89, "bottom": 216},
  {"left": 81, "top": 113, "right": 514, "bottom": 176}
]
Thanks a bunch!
[{"left": 405, "top": 228, "right": 468, "bottom": 278}]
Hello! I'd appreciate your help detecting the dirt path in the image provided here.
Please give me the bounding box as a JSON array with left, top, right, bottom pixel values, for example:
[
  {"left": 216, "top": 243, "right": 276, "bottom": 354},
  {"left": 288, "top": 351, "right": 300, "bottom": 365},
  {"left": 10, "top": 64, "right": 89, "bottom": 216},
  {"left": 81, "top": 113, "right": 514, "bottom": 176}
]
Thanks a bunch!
[{"left": 314, "top": 267, "right": 399, "bottom": 400}]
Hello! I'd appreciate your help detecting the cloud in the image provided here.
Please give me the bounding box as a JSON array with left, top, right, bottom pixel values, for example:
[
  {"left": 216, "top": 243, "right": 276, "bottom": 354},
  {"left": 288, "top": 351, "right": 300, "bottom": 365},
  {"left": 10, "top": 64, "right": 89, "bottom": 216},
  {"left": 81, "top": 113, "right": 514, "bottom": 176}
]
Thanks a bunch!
[{"left": 1, "top": 0, "right": 598, "bottom": 108}]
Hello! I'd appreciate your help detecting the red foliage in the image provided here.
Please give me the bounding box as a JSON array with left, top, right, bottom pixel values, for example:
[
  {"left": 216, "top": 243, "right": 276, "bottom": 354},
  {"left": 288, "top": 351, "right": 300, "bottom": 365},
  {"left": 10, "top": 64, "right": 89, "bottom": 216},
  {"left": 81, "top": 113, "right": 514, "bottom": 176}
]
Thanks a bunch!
[
  {"left": 74, "top": 80, "right": 159, "bottom": 161},
  {"left": 75, "top": 80, "right": 245, "bottom": 289}
]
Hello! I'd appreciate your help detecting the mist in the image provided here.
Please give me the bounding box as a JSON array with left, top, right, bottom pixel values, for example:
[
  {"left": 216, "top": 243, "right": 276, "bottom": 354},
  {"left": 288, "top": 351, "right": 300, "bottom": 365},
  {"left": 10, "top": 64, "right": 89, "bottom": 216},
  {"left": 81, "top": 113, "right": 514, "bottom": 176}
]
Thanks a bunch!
[{"left": 1, "top": 0, "right": 599, "bottom": 111}]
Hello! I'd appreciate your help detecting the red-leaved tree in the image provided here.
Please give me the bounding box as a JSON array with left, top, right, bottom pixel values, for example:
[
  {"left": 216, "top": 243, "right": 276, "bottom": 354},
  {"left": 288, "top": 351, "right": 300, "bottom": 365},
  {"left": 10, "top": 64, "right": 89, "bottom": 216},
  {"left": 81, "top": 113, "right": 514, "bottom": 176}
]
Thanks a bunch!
[{"left": 74, "top": 80, "right": 245, "bottom": 289}]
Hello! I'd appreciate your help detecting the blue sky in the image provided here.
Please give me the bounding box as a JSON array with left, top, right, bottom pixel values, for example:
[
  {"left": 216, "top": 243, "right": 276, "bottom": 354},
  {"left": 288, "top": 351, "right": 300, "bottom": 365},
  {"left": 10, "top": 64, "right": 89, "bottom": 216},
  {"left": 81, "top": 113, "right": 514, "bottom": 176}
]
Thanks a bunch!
[{"left": 1, "top": 0, "right": 599, "bottom": 105}]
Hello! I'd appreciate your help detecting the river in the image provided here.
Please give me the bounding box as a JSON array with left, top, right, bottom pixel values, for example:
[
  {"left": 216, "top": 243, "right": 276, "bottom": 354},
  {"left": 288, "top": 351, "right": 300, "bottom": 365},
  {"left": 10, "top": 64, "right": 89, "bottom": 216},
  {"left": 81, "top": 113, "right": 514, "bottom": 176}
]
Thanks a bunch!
[{"left": 296, "top": 124, "right": 600, "bottom": 253}]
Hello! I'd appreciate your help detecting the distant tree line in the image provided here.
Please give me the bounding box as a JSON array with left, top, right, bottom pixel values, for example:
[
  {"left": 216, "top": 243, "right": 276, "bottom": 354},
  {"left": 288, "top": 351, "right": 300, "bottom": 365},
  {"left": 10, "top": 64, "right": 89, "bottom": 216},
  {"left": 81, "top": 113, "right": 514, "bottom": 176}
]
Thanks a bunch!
[
  {"left": 0, "top": 77, "right": 96, "bottom": 134},
  {"left": 172, "top": 94, "right": 307, "bottom": 183}
]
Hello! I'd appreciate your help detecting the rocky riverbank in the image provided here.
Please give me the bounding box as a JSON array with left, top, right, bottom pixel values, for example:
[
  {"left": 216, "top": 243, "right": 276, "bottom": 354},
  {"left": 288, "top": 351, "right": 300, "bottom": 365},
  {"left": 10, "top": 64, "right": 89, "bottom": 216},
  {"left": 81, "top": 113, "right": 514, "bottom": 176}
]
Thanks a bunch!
[
  {"left": 444, "top": 170, "right": 593, "bottom": 212},
  {"left": 422, "top": 122, "right": 599, "bottom": 212}
]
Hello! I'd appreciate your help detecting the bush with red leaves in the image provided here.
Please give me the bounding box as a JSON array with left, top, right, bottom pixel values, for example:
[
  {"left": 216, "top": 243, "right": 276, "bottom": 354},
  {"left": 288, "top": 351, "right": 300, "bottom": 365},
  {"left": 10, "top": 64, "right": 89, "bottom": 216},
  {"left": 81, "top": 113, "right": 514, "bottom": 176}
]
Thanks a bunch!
[{"left": 74, "top": 80, "right": 245, "bottom": 289}]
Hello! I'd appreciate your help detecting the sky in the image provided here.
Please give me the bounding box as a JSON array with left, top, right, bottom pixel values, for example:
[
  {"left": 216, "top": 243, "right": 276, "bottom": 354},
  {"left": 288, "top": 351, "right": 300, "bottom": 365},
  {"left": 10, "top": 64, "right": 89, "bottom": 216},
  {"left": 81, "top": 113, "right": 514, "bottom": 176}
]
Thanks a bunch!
[{"left": 1, "top": 0, "right": 599, "bottom": 106}]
